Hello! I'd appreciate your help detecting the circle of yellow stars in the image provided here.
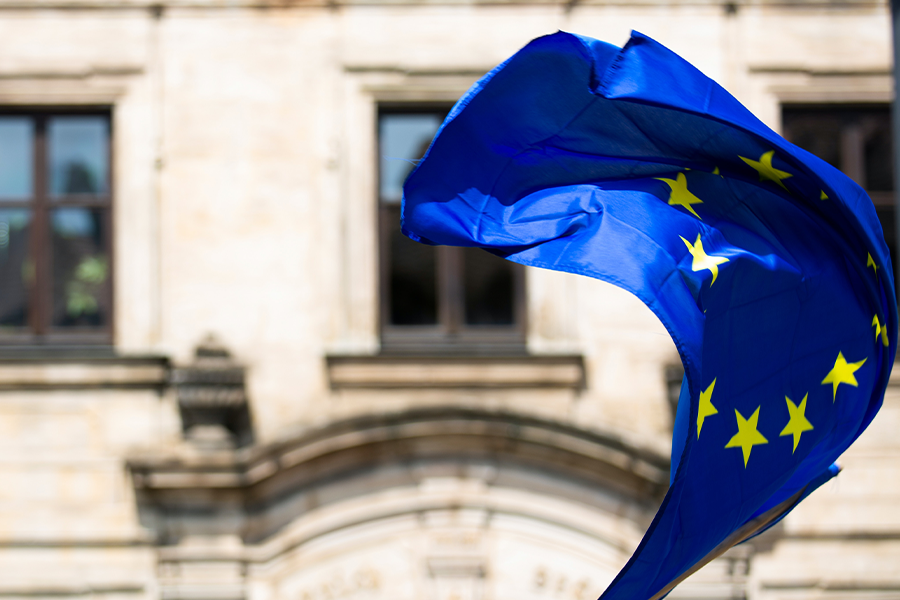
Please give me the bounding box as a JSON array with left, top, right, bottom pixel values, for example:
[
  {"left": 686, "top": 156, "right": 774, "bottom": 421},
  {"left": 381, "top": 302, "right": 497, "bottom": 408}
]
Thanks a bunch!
[
  {"left": 663, "top": 149, "right": 889, "bottom": 469},
  {"left": 697, "top": 349, "right": 868, "bottom": 469}
]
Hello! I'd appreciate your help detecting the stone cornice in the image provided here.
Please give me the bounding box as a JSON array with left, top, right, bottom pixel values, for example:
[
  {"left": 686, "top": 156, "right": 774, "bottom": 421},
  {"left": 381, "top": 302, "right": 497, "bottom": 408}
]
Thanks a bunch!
[
  {"left": 326, "top": 354, "right": 586, "bottom": 389},
  {"left": 0, "top": 355, "right": 168, "bottom": 390},
  {"left": 0, "top": 0, "right": 885, "bottom": 10},
  {"left": 130, "top": 407, "right": 670, "bottom": 542}
]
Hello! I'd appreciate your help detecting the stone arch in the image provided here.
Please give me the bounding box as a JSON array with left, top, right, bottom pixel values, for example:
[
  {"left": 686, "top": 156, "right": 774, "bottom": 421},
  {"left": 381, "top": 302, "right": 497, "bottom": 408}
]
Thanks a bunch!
[{"left": 131, "top": 407, "right": 669, "bottom": 599}]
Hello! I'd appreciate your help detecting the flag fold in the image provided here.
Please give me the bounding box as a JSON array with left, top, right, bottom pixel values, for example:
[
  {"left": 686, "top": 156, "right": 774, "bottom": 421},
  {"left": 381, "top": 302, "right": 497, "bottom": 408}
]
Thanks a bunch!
[{"left": 401, "top": 31, "right": 897, "bottom": 600}]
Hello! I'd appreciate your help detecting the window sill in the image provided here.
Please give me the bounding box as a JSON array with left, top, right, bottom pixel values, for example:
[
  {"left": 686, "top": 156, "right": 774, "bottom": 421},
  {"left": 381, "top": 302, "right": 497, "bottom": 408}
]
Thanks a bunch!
[
  {"left": 326, "top": 354, "right": 585, "bottom": 390},
  {"left": 0, "top": 351, "right": 168, "bottom": 390},
  {"left": 379, "top": 331, "right": 527, "bottom": 357}
]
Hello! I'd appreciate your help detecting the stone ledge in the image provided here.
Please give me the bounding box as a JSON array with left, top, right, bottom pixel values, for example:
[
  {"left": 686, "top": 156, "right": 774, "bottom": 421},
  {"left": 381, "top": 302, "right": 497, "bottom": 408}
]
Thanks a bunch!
[
  {"left": 0, "top": 356, "right": 168, "bottom": 390},
  {"left": 0, "top": 0, "right": 750, "bottom": 10},
  {"left": 760, "top": 579, "right": 900, "bottom": 592},
  {"left": 326, "top": 354, "right": 585, "bottom": 389},
  {"left": 0, "top": 583, "right": 146, "bottom": 596},
  {"left": 782, "top": 530, "right": 900, "bottom": 540},
  {"left": 0, "top": 536, "right": 153, "bottom": 548},
  {"left": 0, "top": 0, "right": 878, "bottom": 9}
]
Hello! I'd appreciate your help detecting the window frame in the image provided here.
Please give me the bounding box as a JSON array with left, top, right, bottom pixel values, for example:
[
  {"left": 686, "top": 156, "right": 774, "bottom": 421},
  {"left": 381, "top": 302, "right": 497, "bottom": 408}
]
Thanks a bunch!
[
  {"left": 376, "top": 104, "right": 527, "bottom": 354},
  {"left": 0, "top": 107, "right": 114, "bottom": 346},
  {"left": 782, "top": 104, "right": 895, "bottom": 288},
  {"left": 782, "top": 104, "right": 893, "bottom": 206}
]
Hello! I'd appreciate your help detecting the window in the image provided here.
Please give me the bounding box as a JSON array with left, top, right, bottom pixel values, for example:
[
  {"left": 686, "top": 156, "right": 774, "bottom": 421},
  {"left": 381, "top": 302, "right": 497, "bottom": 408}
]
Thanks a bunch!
[
  {"left": 782, "top": 105, "right": 895, "bottom": 283},
  {"left": 0, "top": 110, "right": 112, "bottom": 344},
  {"left": 378, "top": 106, "right": 525, "bottom": 353}
]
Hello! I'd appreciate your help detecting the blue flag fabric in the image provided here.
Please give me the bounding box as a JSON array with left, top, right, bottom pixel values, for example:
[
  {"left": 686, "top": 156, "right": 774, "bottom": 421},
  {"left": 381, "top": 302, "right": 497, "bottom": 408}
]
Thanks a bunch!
[{"left": 400, "top": 31, "right": 897, "bottom": 600}]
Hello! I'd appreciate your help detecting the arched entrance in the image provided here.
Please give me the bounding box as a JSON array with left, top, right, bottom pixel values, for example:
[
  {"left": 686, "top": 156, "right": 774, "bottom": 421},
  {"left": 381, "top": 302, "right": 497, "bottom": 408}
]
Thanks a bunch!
[{"left": 131, "top": 408, "right": 669, "bottom": 600}]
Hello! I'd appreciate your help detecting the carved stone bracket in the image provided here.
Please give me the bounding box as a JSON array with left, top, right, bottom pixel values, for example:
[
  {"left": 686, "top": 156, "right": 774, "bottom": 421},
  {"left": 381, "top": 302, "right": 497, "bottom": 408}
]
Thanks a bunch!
[{"left": 170, "top": 336, "right": 253, "bottom": 449}]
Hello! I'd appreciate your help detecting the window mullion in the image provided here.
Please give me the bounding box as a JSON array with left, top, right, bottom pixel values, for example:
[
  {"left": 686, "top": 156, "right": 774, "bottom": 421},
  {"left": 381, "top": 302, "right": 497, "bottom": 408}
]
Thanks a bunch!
[
  {"left": 0, "top": 109, "right": 113, "bottom": 345},
  {"left": 840, "top": 120, "right": 865, "bottom": 187},
  {"left": 32, "top": 115, "right": 49, "bottom": 337},
  {"left": 440, "top": 246, "right": 461, "bottom": 335},
  {"left": 378, "top": 205, "right": 392, "bottom": 334}
]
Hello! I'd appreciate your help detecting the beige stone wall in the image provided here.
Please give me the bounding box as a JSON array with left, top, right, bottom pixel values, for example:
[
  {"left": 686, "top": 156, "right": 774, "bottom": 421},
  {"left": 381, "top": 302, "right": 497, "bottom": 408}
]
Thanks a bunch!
[
  {"left": 0, "top": 364, "right": 175, "bottom": 598},
  {"left": 747, "top": 373, "right": 900, "bottom": 599}
]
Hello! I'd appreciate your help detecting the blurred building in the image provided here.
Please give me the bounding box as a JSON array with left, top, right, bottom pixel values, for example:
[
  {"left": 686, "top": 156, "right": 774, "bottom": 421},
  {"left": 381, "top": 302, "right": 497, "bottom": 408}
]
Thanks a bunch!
[{"left": 0, "top": 1, "right": 898, "bottom": 599}]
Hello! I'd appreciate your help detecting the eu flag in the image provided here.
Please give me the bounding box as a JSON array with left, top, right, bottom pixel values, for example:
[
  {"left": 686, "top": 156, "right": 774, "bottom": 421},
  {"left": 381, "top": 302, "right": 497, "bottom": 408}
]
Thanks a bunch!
[{"left": 400, "top": 31, "right": 897, "bottom": 599}]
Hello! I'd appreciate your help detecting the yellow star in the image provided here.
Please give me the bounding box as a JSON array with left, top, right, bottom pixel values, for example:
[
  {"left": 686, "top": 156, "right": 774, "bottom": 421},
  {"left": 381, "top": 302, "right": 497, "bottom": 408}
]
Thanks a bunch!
[
  {"left": 712, "top": 166, "right": 722, "bottom": 177},
  {"left": 872, "top": 315, "right": 889, "bottom": 347},
  {"left": 697, "top": 378, "right": 718, "bottom": 438},
  {"left": 779, "top": 394, "right": 814, "bottom": 453},
  {"left": 821, "top": 352, "right": 867, "bottom": 402},
  {"left": 820, "top": 190, "right": 828, "bottom": 201},
  {"left": 656, "top": 173, "right": 703, "bottom": 219},
  {"left": 867, "top": 253, "right": 878, "bottom": 277},
  {"left": 725, "top": 406, "right": 769, "bottom": 468},
  {"left": 739, "top": 150, "right": 793, "bottom": 190},
  {"left": 680, "top": 234, "right": 729, "bottom": 286}
]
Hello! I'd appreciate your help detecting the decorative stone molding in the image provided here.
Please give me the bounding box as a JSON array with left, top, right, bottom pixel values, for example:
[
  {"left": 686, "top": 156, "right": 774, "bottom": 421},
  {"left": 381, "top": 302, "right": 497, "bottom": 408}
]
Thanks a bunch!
[
  {"left": 129, "top": 406, "right": 669, "bottom": 545},
  {"left": 326, "top": 355, "right": 586, "bottom": 389},
  {"left": 0, "top": 354, "right": 167, "bottom": 390},
  {"left": 171, "top": 336, "right": 253, "bottom": 449}
]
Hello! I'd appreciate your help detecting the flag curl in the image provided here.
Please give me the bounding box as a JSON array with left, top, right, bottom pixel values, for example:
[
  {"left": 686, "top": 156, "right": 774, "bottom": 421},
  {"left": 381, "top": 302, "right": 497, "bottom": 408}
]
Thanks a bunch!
[{"left": 401, "top": 31, "right": 896, "bottom": 600}]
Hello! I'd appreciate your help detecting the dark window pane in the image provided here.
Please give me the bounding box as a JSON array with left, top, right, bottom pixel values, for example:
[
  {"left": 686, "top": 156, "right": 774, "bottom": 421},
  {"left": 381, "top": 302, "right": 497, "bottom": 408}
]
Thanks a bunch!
[
  {"left": 379, "top": 113, "right": 442, "bottom": 204},
  {"left": 0, "top": 209, "right": 32, "bottom": 328},
  {"left": 50, "top": 208, "right": 109, "bottom": 328},
  {"left": 48, "top": 116, "right": 109, "bottom": 197},
  {"left": 388, "top": 210, "right": 437, "bottom": 325},
  {"left": 876, "top": 204, "right": 896, "bottom": 281},
  {"left": 864, "top": 123, "right": 893, "bottom": 192},
  {"left": 462, "top": 247, "right": 515, "bottom": 326},
  {"left": 783, "top": 107, "right": 893, "bottom": 191},
  {"left": 0, "top": 118, "right": 33, "bottom": 200},
  {"left": 379, "top": 107, "right": 523, "bottom": 342},
  {"left": 784, "top": 105, "right": 896, "bottom": 291},
  {"left": 783, "top": 112, "right": 842, "bottom": 169},
  {"left": 381, "top": 112, "right": 444, "bottom": 327}
]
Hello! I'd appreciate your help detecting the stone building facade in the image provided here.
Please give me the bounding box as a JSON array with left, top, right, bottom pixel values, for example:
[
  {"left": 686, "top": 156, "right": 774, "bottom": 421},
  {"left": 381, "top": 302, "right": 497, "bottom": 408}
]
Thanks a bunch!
[{"left": 0, "top": 1, "right": 898, "bottom": 599}]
